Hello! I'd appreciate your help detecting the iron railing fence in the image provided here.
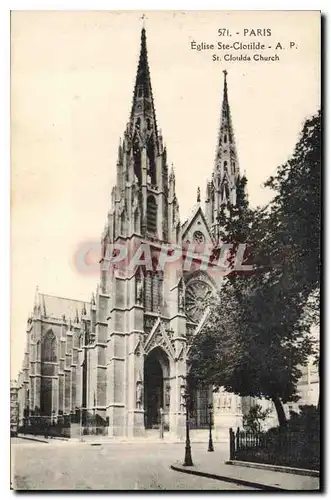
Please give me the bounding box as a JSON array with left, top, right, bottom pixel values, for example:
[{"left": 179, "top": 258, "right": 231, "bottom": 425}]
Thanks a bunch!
[
  {"left": 189, "top": 405, "right": 211, "bottom": 429},
  {"left": 229, "top": 427, "right": 320, "bottom": 471},
  {"left": 19, "top": 415, "right": 71, "bottom": 438}
]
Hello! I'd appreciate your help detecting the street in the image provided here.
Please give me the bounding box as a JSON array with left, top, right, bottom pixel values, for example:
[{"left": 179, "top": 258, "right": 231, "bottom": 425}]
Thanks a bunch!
[{"left": 11, "top": 438, "right": 257, "bottom": 490}]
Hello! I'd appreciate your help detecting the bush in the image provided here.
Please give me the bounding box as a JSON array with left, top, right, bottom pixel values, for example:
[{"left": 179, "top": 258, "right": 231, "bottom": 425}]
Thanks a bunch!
[
  {"left": 264, "top": 405, "right": 320, "bottom": 470},
  {"left": 243, "top": 404, "right": 272, "bottom": 433}
]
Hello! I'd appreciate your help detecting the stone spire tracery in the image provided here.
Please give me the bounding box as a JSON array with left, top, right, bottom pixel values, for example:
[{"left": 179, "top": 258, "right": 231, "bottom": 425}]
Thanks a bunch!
[{"left": 205, "top": 70, "right": 241, "bottom": 239}]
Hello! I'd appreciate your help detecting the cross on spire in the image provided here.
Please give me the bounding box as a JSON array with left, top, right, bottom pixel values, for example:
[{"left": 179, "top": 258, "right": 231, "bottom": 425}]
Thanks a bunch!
[
  {"left": 223, "top": 69, "right": 228, "bottom": 100},
  {"left": 140, "top": 13, "right": 146, "bottom": 28}
]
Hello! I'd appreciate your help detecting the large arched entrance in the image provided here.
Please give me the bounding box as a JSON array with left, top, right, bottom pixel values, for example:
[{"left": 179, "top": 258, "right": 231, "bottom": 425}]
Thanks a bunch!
[{"left": 144, "top": 348, "right": 169, "bottom": 429}]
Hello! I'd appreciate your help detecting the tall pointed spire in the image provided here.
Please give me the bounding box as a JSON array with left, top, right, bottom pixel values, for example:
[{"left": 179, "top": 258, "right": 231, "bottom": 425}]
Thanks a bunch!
[
  {"left": 33, "top": 285, "right": 41, "bottom": 315},
  {"left": 222, "top": 69, "right": 228, "bottom": 107},
  {"left": 197, "top": 186, "right": 201, "bottom": 203},
  {"left": 130, "top": 27, "right": 158, "bottom": 137},
  {"left": 214, "top": 69, "right": 238, "bottom": 178},
  {"left": 104, "top": 26, "right": 177, "bottom": 245},
  {"left": 74, "top": 308, "right": 79, "bottom": 324},
  {"left": 205, "top": 70, "right": 241, "bottom": 239}
]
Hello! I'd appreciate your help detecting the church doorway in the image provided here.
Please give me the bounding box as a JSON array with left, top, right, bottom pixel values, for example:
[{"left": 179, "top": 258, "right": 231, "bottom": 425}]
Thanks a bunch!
[{"left": 144, "top": 348, "right": 169, "bottom": 429}]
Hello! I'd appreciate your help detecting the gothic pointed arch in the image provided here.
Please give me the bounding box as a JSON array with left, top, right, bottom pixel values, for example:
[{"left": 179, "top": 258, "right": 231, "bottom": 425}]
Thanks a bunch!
[
  {"left": 41, "top": 329, "right": 57, "bottom": 362},
  {"left": 133, "top": 131, "right": 142, "bottom": 184},
  {"left": 144, "top": 320, "right": 176, "bottom": 360},
  {"left": 146, "top": 135, "right": 156, "bottom": 184},
  {"left": 146, "top": 195, "right": 157, "bottom": 234},
  {"left": 143, "top": 346, "right": 170, "bottom": 429},
  {"left": 223, "top": 181, "right": 230, "bottom": 202},
  {"left": 144, "top": 269, "right": 163, "bottom": 313}
]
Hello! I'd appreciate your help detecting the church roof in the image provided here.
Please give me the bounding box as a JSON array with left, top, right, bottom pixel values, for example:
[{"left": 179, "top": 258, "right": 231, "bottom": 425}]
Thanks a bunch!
[
  {"left": 181, "top": 202, "right": 200, "bottom": 232},
  {"left": 37, "top": 292, "right": 90, "bottom": 320}
]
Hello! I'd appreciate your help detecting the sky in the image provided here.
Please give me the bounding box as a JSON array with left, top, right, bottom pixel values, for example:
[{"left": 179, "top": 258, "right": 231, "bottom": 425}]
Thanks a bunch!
[{"left": 11, "top": 10, "right": 320, "bottom": 377}]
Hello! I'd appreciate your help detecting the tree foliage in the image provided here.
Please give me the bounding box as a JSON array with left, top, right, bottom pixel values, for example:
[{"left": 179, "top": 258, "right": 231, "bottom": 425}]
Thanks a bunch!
[
  {"left": 189, "top": 111, "right": 321, "bottom": 427},
  {"left": 243, "top": 404, "right": 272, "bottom": 433}
]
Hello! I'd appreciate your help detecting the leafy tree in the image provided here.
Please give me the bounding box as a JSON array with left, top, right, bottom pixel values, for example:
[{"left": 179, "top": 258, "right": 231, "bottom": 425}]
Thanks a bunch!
[
  {"left": 265, "top": 110, "right": 321, "bottom": 308},
  {"left": 190, "top": 111, "right": 320, "bottom": 427}
]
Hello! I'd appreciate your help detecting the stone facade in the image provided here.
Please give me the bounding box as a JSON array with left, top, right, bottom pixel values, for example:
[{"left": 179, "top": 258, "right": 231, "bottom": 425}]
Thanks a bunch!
[{"left": 16, "top": 27, "right": 316, "bottom": 441}]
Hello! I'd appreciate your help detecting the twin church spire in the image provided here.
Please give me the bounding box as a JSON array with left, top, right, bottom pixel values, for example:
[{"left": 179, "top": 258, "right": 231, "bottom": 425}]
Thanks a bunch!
[
  {"left": 103, "top": 27, "right": 240, "bottom": 253},
  {"left": 130, "top": 27, "right": 158, "bottom": 139},
  {"left": 205, "top": 69, "right": 240, "bottom": 239},
  {"left": 103, "top": 27, "right": 180, "bottom": 250}
]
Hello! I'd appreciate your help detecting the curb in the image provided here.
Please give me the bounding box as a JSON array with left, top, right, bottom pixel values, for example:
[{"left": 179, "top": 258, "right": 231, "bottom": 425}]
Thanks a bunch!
[
  {"left": 225, "top": 460, "right": 320, "bottom": 478},
  {"left": 170, "top": 464, "right": 283, "bottom": 491},
  {"left": 16, "top": 435, "right": 48, "bottom": 444}
]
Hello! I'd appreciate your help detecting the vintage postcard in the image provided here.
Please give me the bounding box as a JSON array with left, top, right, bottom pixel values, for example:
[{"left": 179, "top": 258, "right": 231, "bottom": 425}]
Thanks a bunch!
[{"left": 11, "top": 10, "right": 321, "bottom": 491}]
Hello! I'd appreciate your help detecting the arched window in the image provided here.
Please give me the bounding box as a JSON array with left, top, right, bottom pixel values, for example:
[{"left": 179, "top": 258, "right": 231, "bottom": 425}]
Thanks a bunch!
[
  {"left": 144, "top": 272, "right": 162, "bottom": 313},
  {"left": 133, "top": 133, "right": 142, "bottom": 184},
  {"left": 147, "top": 137, "right": 156, "bottom": 184},
  {"left": 224, "top": 134, "right": 227, "bottom": 144},
  {"left": 144, "top": 272, "right": 152, "bottom": 311},
  {"left": 36, "top": 341, "right": 40, "bottom": 361},
  {"left": 147, "top": 195, "right": 157, "bottom": 234},
  {"left": 223, "top": 183, "right": 230, "bottom": 202},
  {"left": 223, "top": 160, "right": 228, "bottom": 169},
  {"left": 41, "top": 330, "right": 57, "bottom": 362}
]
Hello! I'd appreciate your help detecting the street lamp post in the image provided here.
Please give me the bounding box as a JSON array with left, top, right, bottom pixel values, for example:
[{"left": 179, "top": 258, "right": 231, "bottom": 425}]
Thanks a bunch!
[
  {"left": 160, "top": 407, "right": 164, "bottom": 440},
  {"left": 208, "top": 403, "right": 214, "bottom": 452},
  {"left": 183, "top": 391, "right": 194, "bottom": 466}
]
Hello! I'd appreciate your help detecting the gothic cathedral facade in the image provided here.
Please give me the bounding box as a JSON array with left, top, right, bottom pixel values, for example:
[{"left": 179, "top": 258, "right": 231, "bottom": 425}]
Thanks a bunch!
[{"left": 17, "top": 27, "right": 244, "bottom": 440}]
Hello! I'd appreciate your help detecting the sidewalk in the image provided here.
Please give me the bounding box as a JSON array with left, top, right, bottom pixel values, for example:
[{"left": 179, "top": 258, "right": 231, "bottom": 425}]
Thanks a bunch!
[{"left": 171, "top": 451, "right": 320, "bottom": 491}]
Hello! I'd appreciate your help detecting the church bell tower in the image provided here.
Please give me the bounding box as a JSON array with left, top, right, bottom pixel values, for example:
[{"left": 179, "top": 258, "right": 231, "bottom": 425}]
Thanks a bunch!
[
  {"left": 102, "top": 27, "right": 180, "bottom": 248},
  {"left": 94, "top": 26, "right": 186, "bottom": 439}
]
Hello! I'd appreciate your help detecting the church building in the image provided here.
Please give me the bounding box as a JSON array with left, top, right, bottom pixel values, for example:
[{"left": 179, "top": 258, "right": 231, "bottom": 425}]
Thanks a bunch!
[{"left": 17, "top": 27, "right": 244, "bottom": 441}]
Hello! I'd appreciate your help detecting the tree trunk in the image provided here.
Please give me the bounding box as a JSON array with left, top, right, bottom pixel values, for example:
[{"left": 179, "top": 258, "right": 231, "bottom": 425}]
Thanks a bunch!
[{"left": 272, "top": 397, "right": 287, "bottom": 427}]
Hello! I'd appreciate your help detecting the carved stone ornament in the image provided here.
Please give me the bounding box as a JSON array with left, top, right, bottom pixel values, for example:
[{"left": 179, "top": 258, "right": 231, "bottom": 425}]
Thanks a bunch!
[
  {"left": 136, "top": 273, "right": 144, "bottom": 305},
  {"left": 185, "top": 280, "right": 212, "bottom": 323},
  {"left": 178, "top": 285, "right": 185, "bottom": 313},
  {"left": 136, "top": 381, "right": 143, "bottom": 409},
  {"left": 193, "top": 230, "right": 205, "bottom": 244}
]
